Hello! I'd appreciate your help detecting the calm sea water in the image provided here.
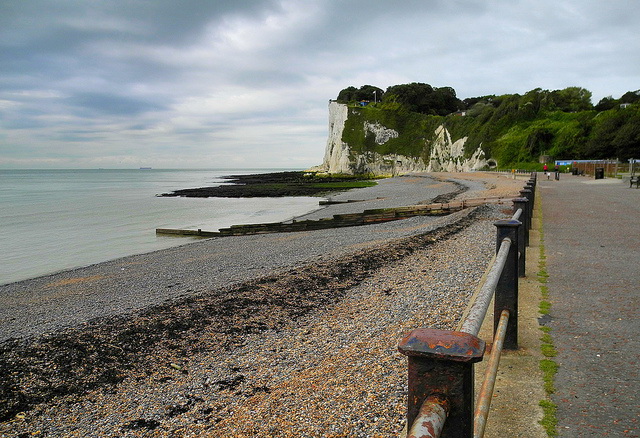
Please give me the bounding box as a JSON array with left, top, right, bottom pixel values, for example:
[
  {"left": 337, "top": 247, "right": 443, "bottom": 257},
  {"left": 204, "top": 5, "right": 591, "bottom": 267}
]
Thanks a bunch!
[{"left": 0, "top": 169, "right": 322, "bottom": 285}]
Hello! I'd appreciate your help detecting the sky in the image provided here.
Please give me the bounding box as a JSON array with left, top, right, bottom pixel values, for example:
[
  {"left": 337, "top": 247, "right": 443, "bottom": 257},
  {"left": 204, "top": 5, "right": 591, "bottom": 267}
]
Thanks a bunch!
[{"left": 1, "top": 0, "right": 639, "bottom": 169}]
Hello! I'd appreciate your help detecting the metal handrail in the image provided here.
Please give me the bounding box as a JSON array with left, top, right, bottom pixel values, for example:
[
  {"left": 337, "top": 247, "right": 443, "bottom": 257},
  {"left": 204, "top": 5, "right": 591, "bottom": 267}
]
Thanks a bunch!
[
  {"left": 473, "top": 309, "right": 510, "bottom": 438},
  {"left": 399, "top": 175, "right": 536, "bottom": 438},
  {"left": 459, "top": 238, "right": 511, "bottom": 336},
  {"left": 406, "top": 394, "right": 450, "bottom": 438},
  {"left": 512, "top": 207, "right": 522, "bottom": 221}
]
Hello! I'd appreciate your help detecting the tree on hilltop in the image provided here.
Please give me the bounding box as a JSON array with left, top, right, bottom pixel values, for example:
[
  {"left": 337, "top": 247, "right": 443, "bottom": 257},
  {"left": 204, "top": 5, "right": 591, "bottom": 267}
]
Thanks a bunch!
[
  {"left": 550, "top": 87, "right": 592, "bottom": 112},
  {"left": 337, "top": 85, "right": 384, "bottom": 103},
  {"left": 594, "top": 90, "right": 639, "bottom": 112},
  {"left": 620, "top": 90, "right": 640, "bottom": 104},
  {"left": 595, "top": 96, "right": 617, "bottom": 112},
  {"left": 383, "top": 82, "right": 462, "bottom": 116}
]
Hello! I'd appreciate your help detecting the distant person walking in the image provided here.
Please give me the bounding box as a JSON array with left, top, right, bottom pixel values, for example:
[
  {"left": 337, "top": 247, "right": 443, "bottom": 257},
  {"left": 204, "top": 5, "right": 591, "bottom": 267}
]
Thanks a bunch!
[
  {"left": 544, "top": 164, "right": 549, "bottom": 180},
  {"left": 554, "top": 164, "right": 560, "bottom": 181}
]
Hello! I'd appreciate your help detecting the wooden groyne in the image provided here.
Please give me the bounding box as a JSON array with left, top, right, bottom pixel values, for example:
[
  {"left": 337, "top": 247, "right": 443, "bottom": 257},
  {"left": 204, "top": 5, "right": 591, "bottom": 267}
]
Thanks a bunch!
[{"left": 156, "top": 196, "right": 513, "bottom": 238}]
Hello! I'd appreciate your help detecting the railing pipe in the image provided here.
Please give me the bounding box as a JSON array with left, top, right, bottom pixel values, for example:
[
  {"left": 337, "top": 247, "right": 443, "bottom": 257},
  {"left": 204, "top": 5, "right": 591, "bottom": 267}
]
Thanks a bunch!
[
  {"left": 473, "top": 309, "right": 510, "bottom": 438},
  {"left": 459, "top": 238, "right": 511, "bottom": 337},
  {"left": 494, "top": 219, "right": 520, "bottom": 350},
  {"left": 407, "top": 394, "right": 450, "bottom": 438},
  {"left": 398, "top": 179, "right": 532, "bottom": 436}
]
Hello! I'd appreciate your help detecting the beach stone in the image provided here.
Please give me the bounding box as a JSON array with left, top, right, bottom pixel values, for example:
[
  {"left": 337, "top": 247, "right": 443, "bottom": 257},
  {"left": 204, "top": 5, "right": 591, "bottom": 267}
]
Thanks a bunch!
[{"left": 0, "top": 171, "right": 526, "bottom": 437}]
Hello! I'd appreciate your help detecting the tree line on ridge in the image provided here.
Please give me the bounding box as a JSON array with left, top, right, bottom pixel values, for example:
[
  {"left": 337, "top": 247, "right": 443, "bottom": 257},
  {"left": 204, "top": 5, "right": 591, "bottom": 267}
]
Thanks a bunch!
[{"left": 336, "top": 83, "right": 640, "bottom": 164}]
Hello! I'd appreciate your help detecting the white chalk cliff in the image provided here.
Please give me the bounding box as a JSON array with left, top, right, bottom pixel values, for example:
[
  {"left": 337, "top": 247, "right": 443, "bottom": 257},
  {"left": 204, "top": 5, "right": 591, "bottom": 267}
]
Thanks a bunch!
[
  {"left": 315, "top": 101, "right": 488, "bottom": 175},
  {"left": 426, "top": 125, "right": 487, "bottom": 172}
]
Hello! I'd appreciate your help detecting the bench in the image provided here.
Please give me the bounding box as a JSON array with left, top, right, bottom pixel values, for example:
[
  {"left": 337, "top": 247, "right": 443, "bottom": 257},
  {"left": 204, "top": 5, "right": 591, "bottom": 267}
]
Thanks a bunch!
[{"left": 630, "top": 176, "right": 640, "bottom": 188}]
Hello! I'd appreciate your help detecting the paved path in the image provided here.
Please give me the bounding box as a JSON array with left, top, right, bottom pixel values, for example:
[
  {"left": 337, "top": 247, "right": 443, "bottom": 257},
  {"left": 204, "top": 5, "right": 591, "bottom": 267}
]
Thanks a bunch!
[{"left": 539, "top": 174, "right": 639, "bottom": 437}]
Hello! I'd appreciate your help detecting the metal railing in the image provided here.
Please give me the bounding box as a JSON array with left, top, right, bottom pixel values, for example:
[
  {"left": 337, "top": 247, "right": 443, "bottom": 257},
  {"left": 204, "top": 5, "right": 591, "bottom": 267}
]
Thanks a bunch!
[{"left": 398, "top": 172, "right": 536, "bottom": 438}]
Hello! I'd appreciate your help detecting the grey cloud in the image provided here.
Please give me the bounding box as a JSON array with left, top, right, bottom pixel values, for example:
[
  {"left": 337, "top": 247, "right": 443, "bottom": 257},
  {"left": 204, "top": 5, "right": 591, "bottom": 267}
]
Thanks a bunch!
[
  {"left": 1, "top": 117, "right": 46, "bottom": 130},
  {"left": 68, "top": 92, "right": 166, "bottom": 116},
  {"left": 0, "top": 0, "right": 274, "bottom": 46},
  {"left": 233, "top": 70, "right": 306, "bottom": 88},
  {"left": 0, "top": 0, "right": 638, "bottom": 169}
]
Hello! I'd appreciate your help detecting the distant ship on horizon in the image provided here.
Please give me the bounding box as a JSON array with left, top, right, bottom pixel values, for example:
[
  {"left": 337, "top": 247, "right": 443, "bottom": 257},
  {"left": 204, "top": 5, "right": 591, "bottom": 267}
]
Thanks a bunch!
[{"left": 139, "top": 167, "right": 152, "bottom": 170}]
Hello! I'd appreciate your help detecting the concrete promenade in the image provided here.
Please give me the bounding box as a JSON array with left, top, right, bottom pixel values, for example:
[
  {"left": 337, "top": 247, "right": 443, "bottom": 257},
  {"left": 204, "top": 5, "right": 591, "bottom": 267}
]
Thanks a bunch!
[{"left": 540, "top": 174, "right": 639, "bottom": 437}]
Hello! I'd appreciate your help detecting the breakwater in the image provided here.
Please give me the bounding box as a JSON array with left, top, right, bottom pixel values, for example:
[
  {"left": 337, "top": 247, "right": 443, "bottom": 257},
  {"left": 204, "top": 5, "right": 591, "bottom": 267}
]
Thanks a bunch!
[{"left": 157, "top": 196, "right": 513, "bottom": 237}]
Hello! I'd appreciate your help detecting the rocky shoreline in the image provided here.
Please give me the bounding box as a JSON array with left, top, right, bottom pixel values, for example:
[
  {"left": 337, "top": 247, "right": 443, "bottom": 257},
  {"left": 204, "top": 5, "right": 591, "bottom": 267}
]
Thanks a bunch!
[
  {"left": 159, "top": 171, "right": 378, "bottom": 198},
  {"left": 0, "top": 172, "right": 525, "bottom": 437}
]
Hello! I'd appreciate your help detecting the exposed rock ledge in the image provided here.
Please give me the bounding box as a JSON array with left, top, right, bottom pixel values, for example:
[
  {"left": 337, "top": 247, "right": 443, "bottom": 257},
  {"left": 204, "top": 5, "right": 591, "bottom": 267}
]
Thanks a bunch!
[{"left": 311, "top": 101, "right": 488, "bottom": 175}]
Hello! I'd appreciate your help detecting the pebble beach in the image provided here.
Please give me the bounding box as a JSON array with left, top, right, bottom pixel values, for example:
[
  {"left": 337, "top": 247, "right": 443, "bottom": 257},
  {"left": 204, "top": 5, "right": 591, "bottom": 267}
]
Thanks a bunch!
[{"left": 0, "top": 172, "right": 525, "bottom": 437}]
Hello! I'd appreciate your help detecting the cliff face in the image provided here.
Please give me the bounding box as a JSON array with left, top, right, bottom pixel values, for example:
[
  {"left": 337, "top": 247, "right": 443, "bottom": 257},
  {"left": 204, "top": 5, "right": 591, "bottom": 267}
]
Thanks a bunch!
[
  {"left": 426, "top": 125, "right": 487, "bottom": 172},
  {"left": 319, "top": 101, "right": 351, "bottom": 174},
  {"left": 316, "top": 102, "right": 487, "bottom": 175}
]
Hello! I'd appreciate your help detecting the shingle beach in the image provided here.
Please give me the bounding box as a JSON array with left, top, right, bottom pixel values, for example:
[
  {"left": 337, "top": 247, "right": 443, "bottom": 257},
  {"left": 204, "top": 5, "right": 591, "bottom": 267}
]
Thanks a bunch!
[{"left": 0, "top": 172, "right": 525, "bottom": 437}]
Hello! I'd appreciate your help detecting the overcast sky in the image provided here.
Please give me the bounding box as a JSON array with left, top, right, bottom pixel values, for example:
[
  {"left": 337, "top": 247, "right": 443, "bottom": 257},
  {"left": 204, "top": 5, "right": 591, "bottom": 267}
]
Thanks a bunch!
[{"left": 1, "top": 0, "right": 638, "bottom": 169}]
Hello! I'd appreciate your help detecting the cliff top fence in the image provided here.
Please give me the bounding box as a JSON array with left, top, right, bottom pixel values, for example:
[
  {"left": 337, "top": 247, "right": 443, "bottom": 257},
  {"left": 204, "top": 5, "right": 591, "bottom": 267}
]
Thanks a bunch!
[{"left": 397, "top": 174, "right": 536, "bottom": 438}]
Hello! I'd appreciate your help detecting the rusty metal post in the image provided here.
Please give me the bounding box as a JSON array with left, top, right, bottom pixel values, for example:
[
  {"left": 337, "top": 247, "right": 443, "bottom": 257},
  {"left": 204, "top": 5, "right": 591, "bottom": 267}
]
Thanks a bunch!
[
  {"left": 494, "top": 219, "right": 520, "bottom": 350},
  {"left": 528, "top": 180, "right": 536, "bottom": 204},
  {"left": 398, "top": 329, "right": 485, "bottom": 438},
  {"left": 512, "top": 199, "right": 528, "bottom": 277}
]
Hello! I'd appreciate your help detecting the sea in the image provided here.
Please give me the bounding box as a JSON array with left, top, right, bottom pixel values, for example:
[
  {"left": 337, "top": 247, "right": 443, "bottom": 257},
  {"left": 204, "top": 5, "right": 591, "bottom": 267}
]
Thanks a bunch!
[{"left": 0, "top": 168, "right": 323, "bottom": 285}]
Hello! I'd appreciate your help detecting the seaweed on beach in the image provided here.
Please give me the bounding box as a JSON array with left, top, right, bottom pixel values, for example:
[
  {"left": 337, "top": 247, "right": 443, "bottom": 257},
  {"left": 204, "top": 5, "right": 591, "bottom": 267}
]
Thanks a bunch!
[
  {"left": 0, "top": 210, "right": 481, "bottom": 421},
  {"left": 430, "top": 179, "right": 468, "bottom": 204}
]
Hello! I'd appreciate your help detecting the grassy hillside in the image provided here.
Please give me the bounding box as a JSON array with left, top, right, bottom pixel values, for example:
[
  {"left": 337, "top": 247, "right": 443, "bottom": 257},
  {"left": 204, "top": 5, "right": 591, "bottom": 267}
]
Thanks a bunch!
[{"left": 339, "top": 87, "right": 640, "bottom": 168}]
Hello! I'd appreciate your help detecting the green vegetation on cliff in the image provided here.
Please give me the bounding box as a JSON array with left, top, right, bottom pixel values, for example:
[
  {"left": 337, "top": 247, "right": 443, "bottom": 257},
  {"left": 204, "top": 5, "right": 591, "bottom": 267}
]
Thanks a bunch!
[
  {"left": 342, "top": 104, "right": 441, "bottom": 161},
  {"left": 337, "top": 84, "right": 640, "bottom": 166}
]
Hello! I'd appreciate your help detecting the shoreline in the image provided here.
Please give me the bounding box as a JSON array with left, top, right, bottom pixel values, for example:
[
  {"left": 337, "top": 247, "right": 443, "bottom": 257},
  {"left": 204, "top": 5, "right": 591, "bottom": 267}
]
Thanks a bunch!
[
  {"left": 0, "top": 173, "right": 463, "bottom": 341},
  {"left": 0, "top": 171, "right": 515, "bottom": 288},
  {"left": 0, "top": 168, "right": 323, "bottom": 286},
  {"left": 0, "top": 172, "right": 523, "bottom": 341},
  {"left": 0, "top": 172, "right": 526, "bottom": 435}
]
